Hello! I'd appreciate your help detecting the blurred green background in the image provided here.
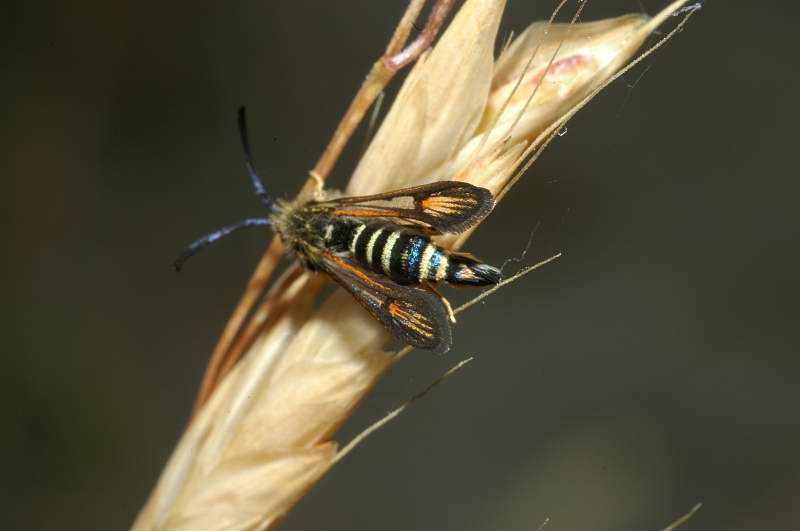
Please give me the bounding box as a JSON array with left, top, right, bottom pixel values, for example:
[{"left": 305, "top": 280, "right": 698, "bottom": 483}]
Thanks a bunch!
[{"left": 4, "top": 1, "right": 799, "bottom": 529}]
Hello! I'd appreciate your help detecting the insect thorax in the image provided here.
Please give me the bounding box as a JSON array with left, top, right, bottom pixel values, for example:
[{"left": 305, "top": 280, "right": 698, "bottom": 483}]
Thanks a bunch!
[{"left": 270, "top": 196, "right": 334, "bottom": 270}]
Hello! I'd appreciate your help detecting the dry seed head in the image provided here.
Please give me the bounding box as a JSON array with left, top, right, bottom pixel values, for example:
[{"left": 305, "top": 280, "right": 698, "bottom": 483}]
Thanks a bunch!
[
  {"left": 486, "top": 15, "right": 652, "bottom": 133},
  {"left": 133, "top": 2, "right": 697, "bottom": 530},
  {"left": 348, "top": 0, "right": 506, "bottom": 196},
  {"left": 437, "top": 13, "right": 666, "bottom": 190}
]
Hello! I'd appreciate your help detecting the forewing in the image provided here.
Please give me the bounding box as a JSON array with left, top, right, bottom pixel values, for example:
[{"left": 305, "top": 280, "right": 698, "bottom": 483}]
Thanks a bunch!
[
  {"left": 320, "top": 252, "right": 452, "bottom": 353},
  {"left": 326, "top": 181, "right": 494, "bottom": 234}
]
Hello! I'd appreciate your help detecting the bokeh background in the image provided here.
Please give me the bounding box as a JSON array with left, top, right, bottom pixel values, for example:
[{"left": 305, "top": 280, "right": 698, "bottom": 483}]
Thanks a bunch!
[{"left": 5, "top": 1, "right": 799, "bottom": 529}]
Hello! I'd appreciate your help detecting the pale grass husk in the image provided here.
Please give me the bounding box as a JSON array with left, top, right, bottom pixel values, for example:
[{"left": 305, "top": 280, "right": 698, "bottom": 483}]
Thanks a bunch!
[{"left": 132, "top": 1, "right": 697, "bottom": 529}]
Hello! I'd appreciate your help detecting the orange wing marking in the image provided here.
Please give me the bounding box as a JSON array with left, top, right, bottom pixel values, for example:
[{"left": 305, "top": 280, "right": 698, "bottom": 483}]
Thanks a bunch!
[
  {"left": 388, "top": 301, "right": 434, "bottom": 337},
  {"left": 326, "top": 253, "right": 384, "bottom": 290},
  {"left": 420, "top": 196, "right": 477, "bottom": 215}
]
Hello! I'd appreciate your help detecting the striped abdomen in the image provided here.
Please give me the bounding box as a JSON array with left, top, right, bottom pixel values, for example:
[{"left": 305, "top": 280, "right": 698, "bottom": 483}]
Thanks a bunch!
[{"left": 327, "top": 221, "right": 501, "bottom": 286}]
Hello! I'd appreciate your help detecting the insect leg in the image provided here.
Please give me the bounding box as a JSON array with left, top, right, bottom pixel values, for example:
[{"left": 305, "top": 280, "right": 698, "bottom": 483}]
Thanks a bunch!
[
  {"left": 174, "top": 218, "right": 270, "bottom": 271},
  {"left": 425, "top": 282, "right": 456, "bottom": 324}
]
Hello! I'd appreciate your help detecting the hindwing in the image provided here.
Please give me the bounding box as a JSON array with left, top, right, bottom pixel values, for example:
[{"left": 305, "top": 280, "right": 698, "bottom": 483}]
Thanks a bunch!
[{"left": 319, "top": 251, "right": 452, "bottom": 353}]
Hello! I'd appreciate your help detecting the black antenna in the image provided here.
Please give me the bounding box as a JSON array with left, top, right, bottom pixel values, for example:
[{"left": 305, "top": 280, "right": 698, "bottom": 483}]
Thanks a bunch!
[
  {"left": 174, "top": 218, "right": 270, "bottom": 271},
  {"left": 174, "top": 107, "right": 276, "bottom": 271},
  {"left": 237, "top": 106, "right": 273, "bottom": 210}
]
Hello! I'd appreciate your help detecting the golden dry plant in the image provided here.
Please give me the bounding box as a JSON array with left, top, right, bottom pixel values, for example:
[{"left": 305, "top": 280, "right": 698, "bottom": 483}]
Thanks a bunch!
[{"left": 132, "top": 1, "right": 700, "bottom": 529}]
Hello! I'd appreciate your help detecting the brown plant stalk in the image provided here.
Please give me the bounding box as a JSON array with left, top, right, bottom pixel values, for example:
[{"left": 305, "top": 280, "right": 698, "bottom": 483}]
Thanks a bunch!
[{"left": 134, "top": 1, "right": 700, "bottom": 529}]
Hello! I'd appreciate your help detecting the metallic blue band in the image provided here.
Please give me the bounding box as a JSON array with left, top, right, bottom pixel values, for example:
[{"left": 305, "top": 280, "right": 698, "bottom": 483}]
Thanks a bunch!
[{"left": 406, "top": 237, "right": 426, "bottom": 277}]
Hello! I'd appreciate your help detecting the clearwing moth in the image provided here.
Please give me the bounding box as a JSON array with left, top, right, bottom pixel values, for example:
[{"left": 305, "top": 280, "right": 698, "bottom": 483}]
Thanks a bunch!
[{"left": 175, "top": 108, "right": 501, "bottom": 353}]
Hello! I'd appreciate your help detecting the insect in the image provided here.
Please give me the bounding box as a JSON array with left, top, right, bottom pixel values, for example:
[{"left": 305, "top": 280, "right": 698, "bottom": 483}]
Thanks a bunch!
[{"left": 175, "top": 108, "right": 502, "bottom": 353}]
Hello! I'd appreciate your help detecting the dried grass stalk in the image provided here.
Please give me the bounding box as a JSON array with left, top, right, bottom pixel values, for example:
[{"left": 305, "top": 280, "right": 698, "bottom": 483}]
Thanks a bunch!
[{"left": 132, "top": 1, "right": 699, "bottom": 529}]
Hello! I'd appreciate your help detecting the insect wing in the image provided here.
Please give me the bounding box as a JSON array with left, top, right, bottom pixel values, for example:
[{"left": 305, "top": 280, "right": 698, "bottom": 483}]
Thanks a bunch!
[
  {"left": 326, "top": 181, "right": 494, "bottom": 234},
  {"left": 320, "top": 252, "right": 452, "bottom": 353}
]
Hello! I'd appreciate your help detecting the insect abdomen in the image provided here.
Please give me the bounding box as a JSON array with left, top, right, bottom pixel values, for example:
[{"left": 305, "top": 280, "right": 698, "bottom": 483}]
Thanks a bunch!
[
  {"left": 339, "top": 222, "right": 501, "bottom": 287},
  {"left": 445, "top": 254, "right": 502, "bottom": 286},
  {"left": 347, "top": 223, "right": 424, "bottom": 284}
]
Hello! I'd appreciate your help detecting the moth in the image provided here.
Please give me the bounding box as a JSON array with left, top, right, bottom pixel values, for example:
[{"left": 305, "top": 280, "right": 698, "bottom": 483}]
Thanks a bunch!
[{"left": 176, "top": 108, "right": 502, "bottom": 353}]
